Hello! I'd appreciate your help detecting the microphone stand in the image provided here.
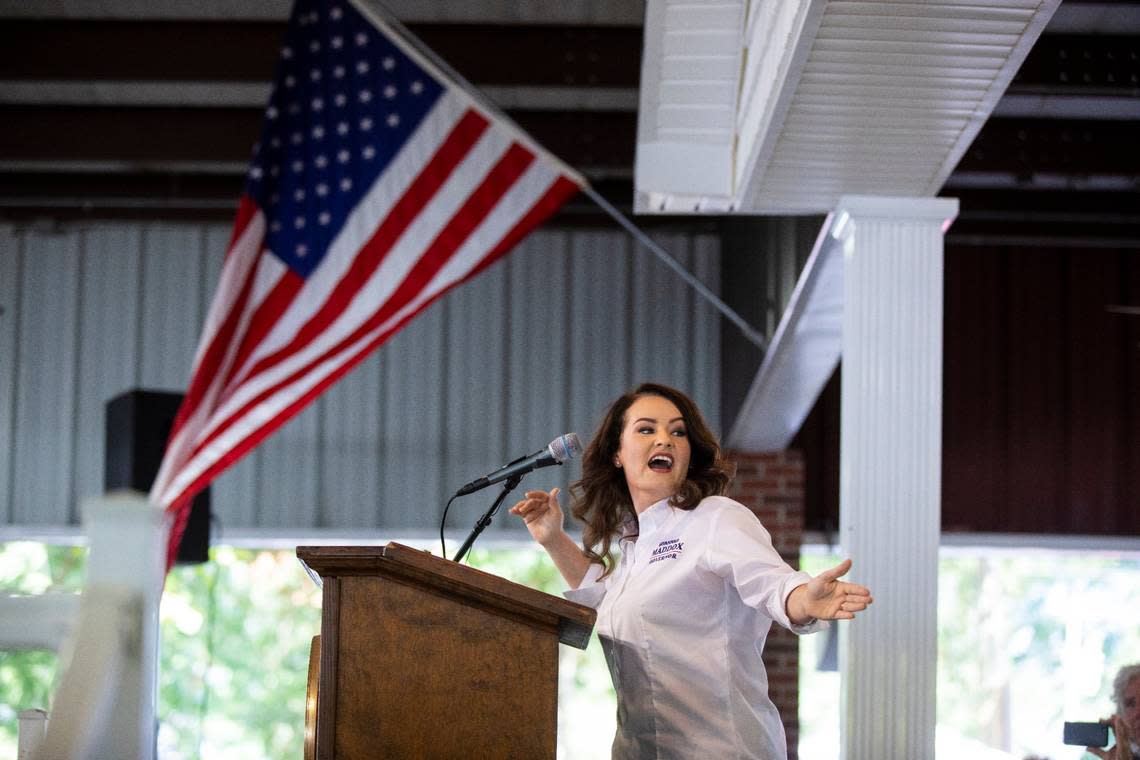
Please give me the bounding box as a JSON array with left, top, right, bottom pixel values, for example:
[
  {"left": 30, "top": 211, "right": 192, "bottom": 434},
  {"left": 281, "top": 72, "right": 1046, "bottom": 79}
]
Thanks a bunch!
[{"left": 452, "top": 474, "right": 524, "bottom": 564}]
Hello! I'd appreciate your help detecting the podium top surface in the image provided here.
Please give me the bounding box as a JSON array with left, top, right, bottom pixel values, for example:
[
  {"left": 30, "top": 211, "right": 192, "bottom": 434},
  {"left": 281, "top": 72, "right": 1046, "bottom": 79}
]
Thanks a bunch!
[{"left": 296, "top": 543, "right": 596, "bottom": 649}]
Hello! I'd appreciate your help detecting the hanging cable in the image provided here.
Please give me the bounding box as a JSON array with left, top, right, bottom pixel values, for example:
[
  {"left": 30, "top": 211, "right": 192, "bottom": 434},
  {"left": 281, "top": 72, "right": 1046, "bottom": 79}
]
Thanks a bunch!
[
  {"left": 582, "top": 185, "right": 769, "bottom": 351},
  {"left": 355, "top": 0, "right": 770, "bottom": 353}
]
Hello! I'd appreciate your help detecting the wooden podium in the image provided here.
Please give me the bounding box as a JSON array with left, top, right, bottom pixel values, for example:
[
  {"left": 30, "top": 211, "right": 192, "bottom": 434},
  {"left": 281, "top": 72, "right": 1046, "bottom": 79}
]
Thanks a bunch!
[{"left": 297, "top": 543, "right": 596, "bottom": 759}]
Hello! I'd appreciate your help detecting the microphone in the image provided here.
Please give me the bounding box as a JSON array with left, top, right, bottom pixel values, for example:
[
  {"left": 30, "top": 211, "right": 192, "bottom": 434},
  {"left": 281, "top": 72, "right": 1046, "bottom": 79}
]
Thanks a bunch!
[{"left": 454, "top": 433, "right": 582, "bottom": 496}]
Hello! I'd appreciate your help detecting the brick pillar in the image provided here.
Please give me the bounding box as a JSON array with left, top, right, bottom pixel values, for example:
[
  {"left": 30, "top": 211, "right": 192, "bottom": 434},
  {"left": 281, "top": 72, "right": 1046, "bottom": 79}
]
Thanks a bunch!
[{"left": 726, "top": 449, "right": 805, "bottom": 760}]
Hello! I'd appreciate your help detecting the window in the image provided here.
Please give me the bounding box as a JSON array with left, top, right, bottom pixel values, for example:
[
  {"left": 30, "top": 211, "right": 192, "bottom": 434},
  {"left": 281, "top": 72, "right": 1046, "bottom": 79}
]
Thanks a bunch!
[
  {"left": 800, "top": 545, "right": 1140, "bottom": 760},
  {"left": 10, "top": 539, "right": 1134, "bottom": 758},
  {"left": 0, "top": 541, "right": 616, "bottom": 760}
]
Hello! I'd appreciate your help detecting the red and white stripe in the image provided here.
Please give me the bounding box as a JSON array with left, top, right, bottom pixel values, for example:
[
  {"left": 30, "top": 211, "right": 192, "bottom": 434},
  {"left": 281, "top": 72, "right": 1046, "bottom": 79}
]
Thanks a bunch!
[{"left": 149, "top": 89, "right": 580, "bottom": 516}]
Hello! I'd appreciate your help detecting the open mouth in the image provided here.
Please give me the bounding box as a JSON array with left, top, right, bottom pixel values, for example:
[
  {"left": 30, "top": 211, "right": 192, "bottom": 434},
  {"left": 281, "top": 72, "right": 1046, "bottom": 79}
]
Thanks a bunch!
[{"left": 648, "top": 454, "right": 674, "bottom": 473}]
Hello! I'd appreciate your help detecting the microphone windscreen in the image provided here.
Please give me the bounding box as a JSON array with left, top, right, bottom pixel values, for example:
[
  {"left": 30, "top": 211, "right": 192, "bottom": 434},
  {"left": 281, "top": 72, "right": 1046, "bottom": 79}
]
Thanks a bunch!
[{"left": 549, "top": 433, "right": 583, "bottom": 464}]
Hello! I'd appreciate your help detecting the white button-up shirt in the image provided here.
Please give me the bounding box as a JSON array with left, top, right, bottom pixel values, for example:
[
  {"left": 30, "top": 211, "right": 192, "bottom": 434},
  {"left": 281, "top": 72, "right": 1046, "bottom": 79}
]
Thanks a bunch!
[{"left": 566, "top": 495, "right": 823, "bottom": 759}]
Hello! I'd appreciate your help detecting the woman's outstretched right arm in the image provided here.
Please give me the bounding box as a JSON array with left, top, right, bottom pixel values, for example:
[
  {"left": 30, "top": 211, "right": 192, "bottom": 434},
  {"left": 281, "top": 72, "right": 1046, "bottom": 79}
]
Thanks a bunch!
[{"left": 509, "top": 488, "right": 593, "bottom": 588}]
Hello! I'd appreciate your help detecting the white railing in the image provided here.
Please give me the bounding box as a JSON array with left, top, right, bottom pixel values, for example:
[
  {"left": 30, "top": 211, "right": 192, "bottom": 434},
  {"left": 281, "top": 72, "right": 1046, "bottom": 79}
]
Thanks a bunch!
[{"left": 1, "top": 490, "right": 165, "bottom": 760}]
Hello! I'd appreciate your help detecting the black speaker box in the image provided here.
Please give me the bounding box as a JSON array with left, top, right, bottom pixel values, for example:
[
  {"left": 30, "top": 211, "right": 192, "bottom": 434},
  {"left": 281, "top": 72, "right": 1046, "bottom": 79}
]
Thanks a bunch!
[{"left": 105, "top": 389, "right": 211, "bottom": 565}]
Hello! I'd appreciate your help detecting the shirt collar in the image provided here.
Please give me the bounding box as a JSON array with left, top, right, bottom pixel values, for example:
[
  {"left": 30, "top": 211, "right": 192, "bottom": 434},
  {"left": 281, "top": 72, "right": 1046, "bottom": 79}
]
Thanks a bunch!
[{"left": 636, "top": 496, "right": 674, "bottom": 536}]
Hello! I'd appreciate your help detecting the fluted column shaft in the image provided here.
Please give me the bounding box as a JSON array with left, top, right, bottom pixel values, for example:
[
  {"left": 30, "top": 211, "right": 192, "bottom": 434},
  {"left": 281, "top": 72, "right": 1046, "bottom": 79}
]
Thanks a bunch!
[{"left": 833, "top": 195, "right": 958, "bottom": 760}]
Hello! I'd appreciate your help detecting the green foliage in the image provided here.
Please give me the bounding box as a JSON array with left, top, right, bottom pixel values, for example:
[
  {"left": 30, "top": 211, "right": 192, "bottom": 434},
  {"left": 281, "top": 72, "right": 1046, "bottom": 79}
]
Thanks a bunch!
[
  {"left": 466, "top": 544, "right": 564, "bottom": 594},
  {"left": 157, "top": 547, "right": 322, "bottom": 759},
  {"left": 936, "top": 552, "right": 1140, "bottom": 759},
  {"left": 0, "top": 542, "right": 86, "bottom": 758},
  {"left": 0, "top": 540, "right": 615, "bottom": 759},
  {"left": 0, "top": 542, "right": 322, "bottom": 760},
  {"left": 468, "top": 544, "right": 617, "bottom": 757},
  {"left": 5, "top": 539, "right": 1138, "bottom": 760},
  {"left": 0, "top": 650, "right": 58, "bottom": 750},
  {"left": 798, "top": 548, "right": 1140, "bottom": 760}
]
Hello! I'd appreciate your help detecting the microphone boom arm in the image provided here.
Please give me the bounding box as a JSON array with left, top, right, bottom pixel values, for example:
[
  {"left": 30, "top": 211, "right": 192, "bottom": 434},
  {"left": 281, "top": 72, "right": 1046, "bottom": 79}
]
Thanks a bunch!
[{"left": 452, "top": 473, "right": 524, "bottom": 564}]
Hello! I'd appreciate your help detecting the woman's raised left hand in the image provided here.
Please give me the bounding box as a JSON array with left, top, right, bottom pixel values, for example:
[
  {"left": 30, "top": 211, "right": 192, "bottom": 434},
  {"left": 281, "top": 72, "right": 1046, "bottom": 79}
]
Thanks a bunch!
[{"left": 787, "top": 559, "right": 873, "bottom": 625}]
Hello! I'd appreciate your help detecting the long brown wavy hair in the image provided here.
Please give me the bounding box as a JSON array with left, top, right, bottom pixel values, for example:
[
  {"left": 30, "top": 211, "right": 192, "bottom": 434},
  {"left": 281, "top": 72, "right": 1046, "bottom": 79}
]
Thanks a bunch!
[{"left": 570, "top": 382, "right": 734, "bottom": 576}]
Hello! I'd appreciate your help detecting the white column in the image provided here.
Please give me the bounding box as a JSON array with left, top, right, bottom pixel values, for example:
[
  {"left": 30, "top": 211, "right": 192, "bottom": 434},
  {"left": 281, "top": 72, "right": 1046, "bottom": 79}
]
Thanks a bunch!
[
  {"left": 833, "top": 195, "right": 958, "bottom": 760},
  {"left": 39, "top": 491, "right": 167, "bottom": 760}
]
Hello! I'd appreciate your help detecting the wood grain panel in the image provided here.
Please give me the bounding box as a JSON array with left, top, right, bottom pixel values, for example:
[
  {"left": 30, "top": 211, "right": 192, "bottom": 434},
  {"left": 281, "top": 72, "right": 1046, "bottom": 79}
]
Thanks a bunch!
[
  {"left": 298, "top": 544, "right": 594, "bottom": 759},
  {"left": 317, "top": 577, "right": 341, "bottom": 757},
  {"left": 336, "top": 575, "right": 556, "bottom": 758}
]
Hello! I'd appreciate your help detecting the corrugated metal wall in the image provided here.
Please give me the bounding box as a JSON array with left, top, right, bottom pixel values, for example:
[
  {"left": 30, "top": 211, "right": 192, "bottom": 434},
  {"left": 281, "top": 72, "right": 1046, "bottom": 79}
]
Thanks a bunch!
[{"left": 0, "top": 222, "right": 721, "bottom": 539}]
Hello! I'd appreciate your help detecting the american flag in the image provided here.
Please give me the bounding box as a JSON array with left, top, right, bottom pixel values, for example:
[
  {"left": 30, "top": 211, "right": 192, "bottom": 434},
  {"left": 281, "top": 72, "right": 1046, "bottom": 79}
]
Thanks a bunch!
[{"left": 149, "top": 0, "right": 583, "bottom": 563}]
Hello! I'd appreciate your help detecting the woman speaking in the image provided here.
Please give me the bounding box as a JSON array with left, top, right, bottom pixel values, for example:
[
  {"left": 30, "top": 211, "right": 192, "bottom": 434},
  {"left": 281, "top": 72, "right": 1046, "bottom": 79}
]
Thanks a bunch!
[{"left": 510, "top": 382, "right": 872, "bottom": 759}]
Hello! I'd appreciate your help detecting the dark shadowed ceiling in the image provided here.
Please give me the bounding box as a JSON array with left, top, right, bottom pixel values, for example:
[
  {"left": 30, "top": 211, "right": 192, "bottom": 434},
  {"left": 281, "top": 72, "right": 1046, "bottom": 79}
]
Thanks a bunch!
[
  {"left": 1, "top": 0, "right": 1138, "bottom": 537},
  {"left": 0, "top": 0, "right": 1137, "bottom": 245}
]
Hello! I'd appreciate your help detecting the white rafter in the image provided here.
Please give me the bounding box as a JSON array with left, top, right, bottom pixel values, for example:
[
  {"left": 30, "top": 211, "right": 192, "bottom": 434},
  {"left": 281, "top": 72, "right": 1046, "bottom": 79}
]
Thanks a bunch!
[{"left": 635, "top": 0, "right": 1063, "bottom": 214}]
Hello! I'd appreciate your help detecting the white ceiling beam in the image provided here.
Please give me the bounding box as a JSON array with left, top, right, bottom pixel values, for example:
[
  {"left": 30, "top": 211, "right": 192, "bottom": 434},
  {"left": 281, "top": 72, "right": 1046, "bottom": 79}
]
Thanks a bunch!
[
  {"left": 634, "top": 0, "right": 744, "bottom": 205},
  {"left": 727, "top": 216, "right": 841, "bottom": 451},
  {"left": 635, "top": 0, "right": 1064, "bottom": 215}
]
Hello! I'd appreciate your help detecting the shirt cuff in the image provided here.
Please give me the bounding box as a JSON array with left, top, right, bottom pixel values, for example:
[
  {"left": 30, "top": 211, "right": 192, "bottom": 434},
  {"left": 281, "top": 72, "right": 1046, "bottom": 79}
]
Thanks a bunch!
[
  {"left": 781, "top": 571, "right": 828, "bottom": 635},
  {"left": 789, "top": 617, "right": 828, "bottom": 635},
  {"left": 563, "top": 562, "right": 605, "bottom": 608}
]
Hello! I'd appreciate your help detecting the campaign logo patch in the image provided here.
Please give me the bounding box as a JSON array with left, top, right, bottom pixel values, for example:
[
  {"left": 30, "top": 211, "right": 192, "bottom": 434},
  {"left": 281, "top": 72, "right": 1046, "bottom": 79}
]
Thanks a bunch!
[{"left": 649, "top": 537, "right": 683, "bottom": 564}]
